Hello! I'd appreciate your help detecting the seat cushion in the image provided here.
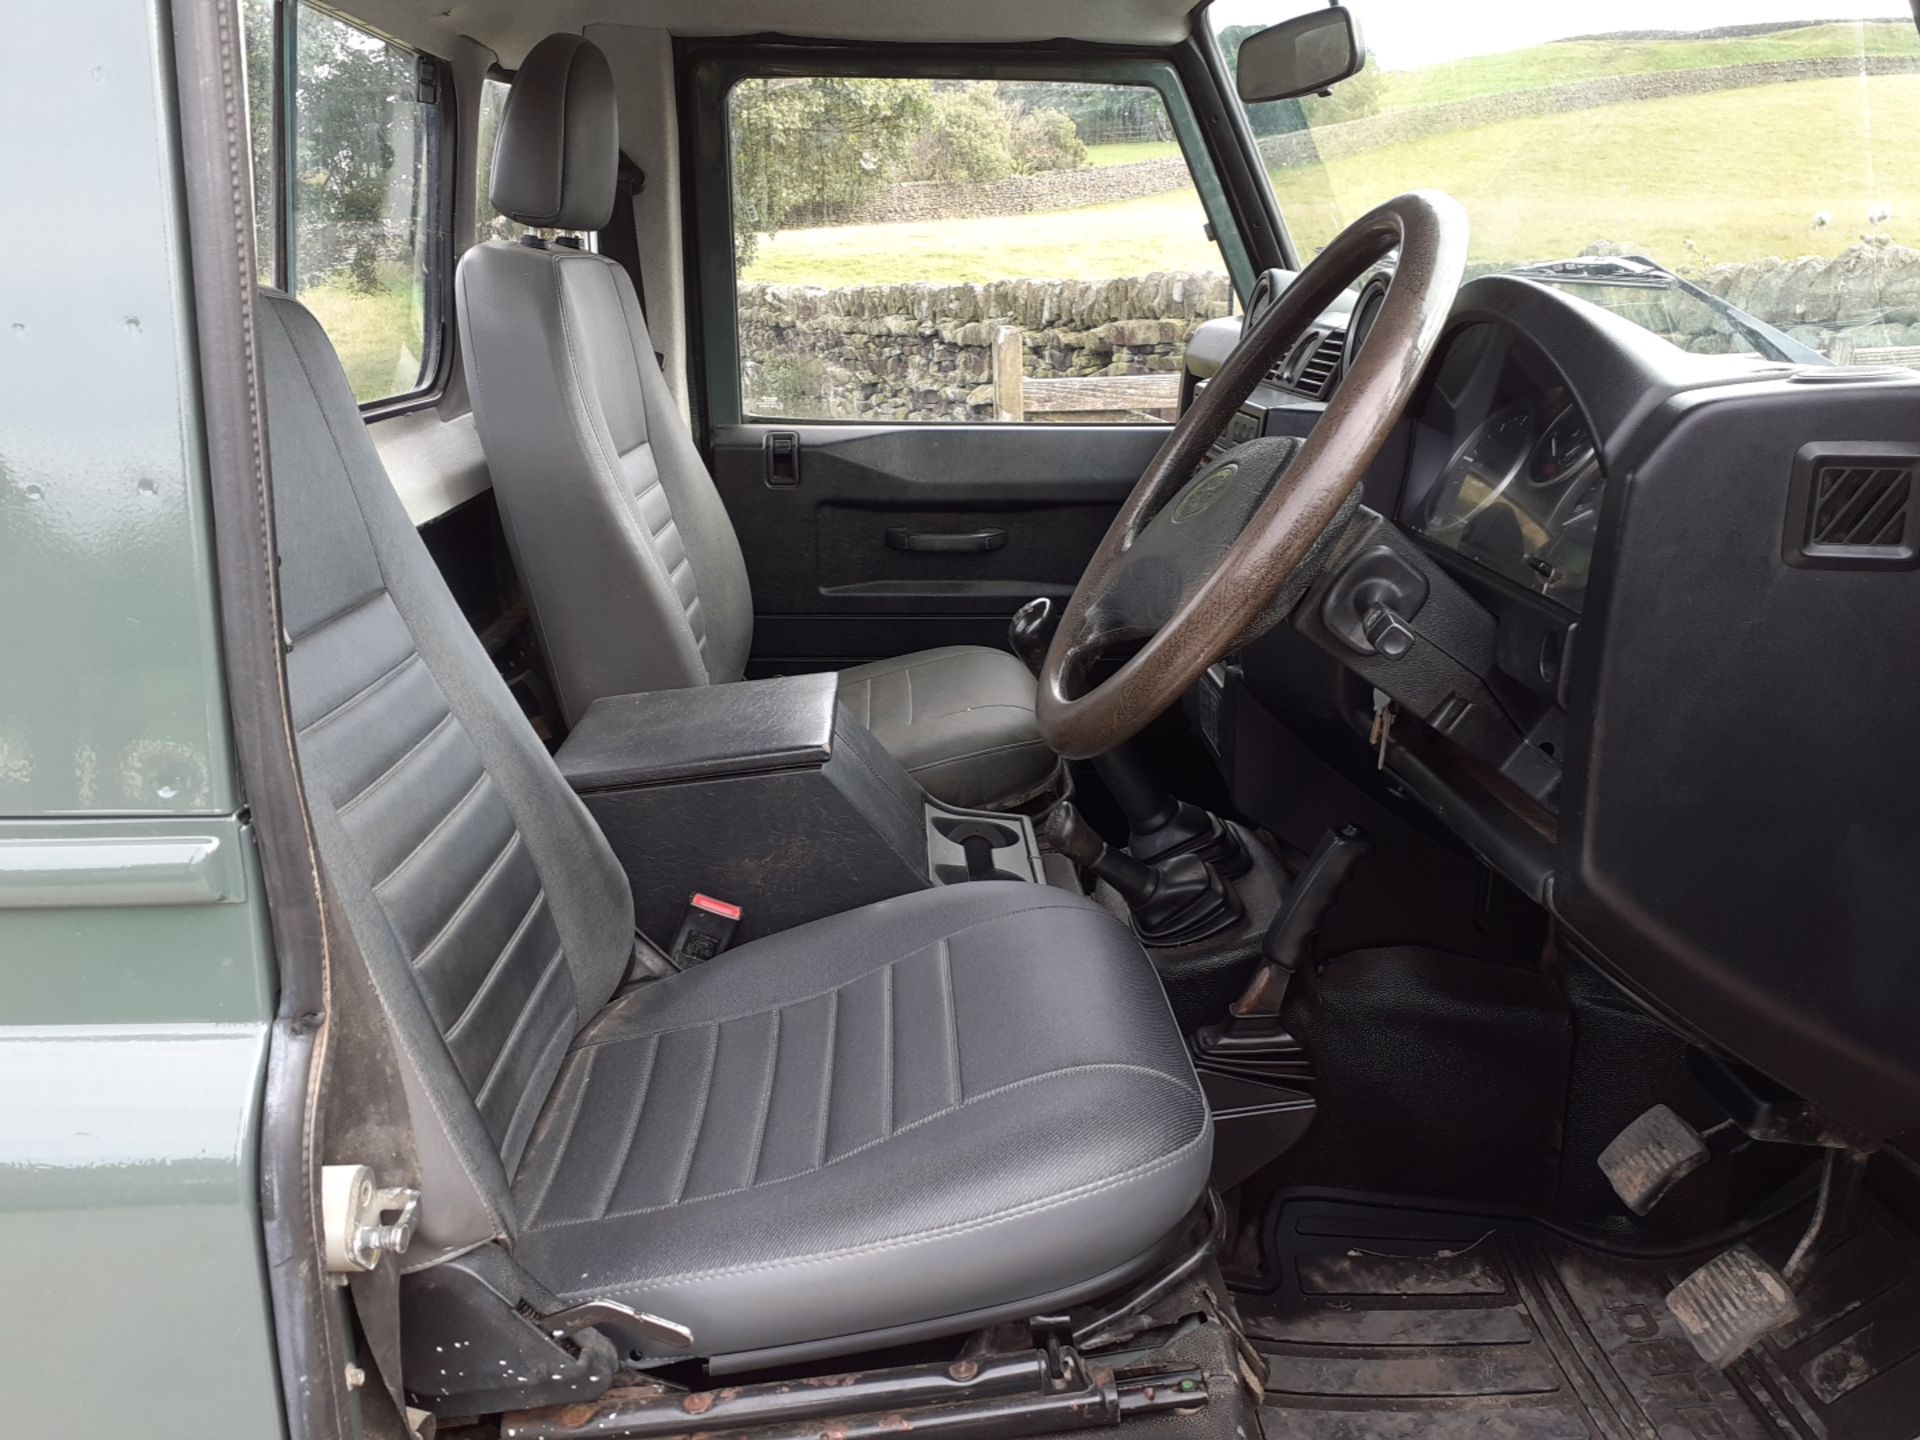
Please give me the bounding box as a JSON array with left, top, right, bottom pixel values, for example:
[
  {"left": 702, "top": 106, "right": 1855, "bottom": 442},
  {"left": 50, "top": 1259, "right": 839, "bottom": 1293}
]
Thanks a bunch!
[
  {"left": 509, "top": 882, "right": 1211, "bottom": 1361},
  {"left": 838, "top": 646, "right": 1059, "bottom": 810}
]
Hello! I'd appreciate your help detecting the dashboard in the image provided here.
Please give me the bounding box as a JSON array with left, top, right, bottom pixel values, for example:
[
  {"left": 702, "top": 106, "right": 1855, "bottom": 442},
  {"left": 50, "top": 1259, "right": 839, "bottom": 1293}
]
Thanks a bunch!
[
  {"left": 1183, "top": 268, "right": 1920, "bottom": 1146},
  {"left": 1402, "top": 326, "right": 1604, "bottom": 613}
]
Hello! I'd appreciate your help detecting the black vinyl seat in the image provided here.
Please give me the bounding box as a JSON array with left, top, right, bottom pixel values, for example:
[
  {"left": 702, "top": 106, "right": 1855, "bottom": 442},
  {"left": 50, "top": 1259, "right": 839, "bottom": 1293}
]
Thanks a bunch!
[
  {"left": 257, "top": 292, "right": 1210, "bottom": 1369},
  {"left": 512, "top": 883, "right": 1210, "bottom": 1359}
]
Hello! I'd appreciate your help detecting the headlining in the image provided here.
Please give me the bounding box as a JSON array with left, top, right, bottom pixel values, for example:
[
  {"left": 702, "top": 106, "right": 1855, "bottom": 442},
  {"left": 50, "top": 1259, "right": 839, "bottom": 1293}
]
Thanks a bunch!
[{"left": 361, "top": 0, "right": 1202, "bottom": 66}]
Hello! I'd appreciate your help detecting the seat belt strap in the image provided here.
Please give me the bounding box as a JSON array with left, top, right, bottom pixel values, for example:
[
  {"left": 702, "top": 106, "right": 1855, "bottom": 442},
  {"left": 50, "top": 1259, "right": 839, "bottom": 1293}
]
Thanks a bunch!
[{"left": 602, "top": 152, "right": 650, "bottom": 325}]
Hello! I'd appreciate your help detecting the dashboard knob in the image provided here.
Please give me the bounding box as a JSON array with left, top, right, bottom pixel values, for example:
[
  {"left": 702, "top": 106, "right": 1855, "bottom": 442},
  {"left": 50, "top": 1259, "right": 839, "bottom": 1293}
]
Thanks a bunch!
[{"left": 1361, "top": 603, "right": 1417, "bottom": 659}]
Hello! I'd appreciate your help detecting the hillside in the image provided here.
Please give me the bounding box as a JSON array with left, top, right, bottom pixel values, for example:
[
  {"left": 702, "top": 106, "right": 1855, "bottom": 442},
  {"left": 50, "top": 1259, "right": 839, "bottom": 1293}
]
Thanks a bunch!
[
  {"left": 1271, "top": 71, "right": 1920, "bottom": 268},
  {"left": 1375, "top": 20, "right": 1916, "bottom": 109}
]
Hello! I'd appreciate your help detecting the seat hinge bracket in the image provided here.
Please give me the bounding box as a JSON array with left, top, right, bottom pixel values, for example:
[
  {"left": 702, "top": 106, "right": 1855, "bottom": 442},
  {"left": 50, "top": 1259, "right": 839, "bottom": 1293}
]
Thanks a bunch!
[{"left": 321, "top": 1164, "right": 422, "bottom": 1274}]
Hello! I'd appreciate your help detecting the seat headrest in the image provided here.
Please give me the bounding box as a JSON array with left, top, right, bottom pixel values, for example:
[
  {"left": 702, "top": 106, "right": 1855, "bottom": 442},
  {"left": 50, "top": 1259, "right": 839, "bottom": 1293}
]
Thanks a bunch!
[{"left": 489, "top": 34, "right": 618, "bottom": 232}]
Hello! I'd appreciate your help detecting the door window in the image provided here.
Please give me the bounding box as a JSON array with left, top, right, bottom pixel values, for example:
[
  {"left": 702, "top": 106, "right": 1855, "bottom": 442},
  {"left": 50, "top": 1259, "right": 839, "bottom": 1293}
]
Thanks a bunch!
[
  {"left": 239, "top": 2, "right": 451, "bottom": 406},
  {"left": 290, "top": 6, "right": 447, "bottom": 403},
  {"left": 726, "top": 76, "right": 1233, "bottom": 424}
]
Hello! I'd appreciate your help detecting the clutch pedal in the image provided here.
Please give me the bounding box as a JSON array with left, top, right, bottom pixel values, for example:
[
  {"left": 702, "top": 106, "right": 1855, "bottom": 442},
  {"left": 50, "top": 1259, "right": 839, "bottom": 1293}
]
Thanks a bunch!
[
  {"left": 1665, "top": 1245, "right": 1798, "bottom": 1368},
  {"left": 1598, "top": 1104, "right": 1711, "bottom": 1215}
]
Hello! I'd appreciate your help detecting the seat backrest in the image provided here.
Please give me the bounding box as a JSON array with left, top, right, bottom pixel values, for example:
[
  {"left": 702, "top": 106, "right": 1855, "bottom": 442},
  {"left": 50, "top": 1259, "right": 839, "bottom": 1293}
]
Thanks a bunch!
[
  {"left": 457, "top": 33, "right": 752, "bottom": 726},
  {"left": 260, "top": 290, "right": 636, "bottom": 1264}
]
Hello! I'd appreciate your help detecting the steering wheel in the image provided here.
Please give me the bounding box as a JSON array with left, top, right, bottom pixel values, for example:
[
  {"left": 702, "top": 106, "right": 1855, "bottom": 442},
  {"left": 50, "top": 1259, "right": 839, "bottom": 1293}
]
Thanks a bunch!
[{"left": 1035, "top": 192, "right": 1468, "bottom": 760}]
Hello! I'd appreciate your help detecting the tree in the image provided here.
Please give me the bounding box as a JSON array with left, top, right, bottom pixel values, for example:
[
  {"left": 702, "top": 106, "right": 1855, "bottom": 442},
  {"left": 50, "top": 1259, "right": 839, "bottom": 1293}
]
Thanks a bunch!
[
  {"left": 913, "top": 83, "right": 1086, "bottom": 181},
  {"left": 290, "top": 6, "right": 421, "bottom": 292},
  {"left": 1019, "top": 80, "right": 1173, "bottom": 145},
  {"left": 242, "top": 0, "right": 277, "bottom": 281},
  {"left": 916, "top": 83, "right": 1020, "bottom": 183},
  {"left": 1301, "top": 65, "right": 1386, "bottom": 125},
  {"left": 1010, "top": 107, "right": 1087, "bottom": 174},
  {"left": 1216, "top": 24, "right": 1309, "bottom": 138},
  {"left": 731, "top": 77, "right": 933, "bottom": 263}
]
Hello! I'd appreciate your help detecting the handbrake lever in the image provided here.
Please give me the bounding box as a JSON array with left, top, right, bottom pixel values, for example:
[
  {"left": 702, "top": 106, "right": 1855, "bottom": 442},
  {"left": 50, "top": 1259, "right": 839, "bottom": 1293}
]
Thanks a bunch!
[{"left": 1231, "top": 824, "right": 1371, "bottom": 1017}]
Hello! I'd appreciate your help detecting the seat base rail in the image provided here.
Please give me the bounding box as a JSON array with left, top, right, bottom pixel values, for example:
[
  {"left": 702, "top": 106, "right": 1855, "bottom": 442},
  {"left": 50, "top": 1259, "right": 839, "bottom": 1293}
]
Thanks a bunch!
[{"left": 502, "top": 1350, "right": 1207, "bottom": 1440}]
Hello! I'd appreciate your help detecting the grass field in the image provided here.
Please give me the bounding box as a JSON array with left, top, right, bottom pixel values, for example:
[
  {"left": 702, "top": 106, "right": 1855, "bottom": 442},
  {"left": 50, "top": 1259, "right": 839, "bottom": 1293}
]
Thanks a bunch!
[
  {"left": 742, "top": 188, "right": 1226, "bottom": 286},
  {"left": 300, "top": 266, "right": 426, "bottom": 401},
  {"left": 1272, "top": 73, "right": 1920, "bottom": 266},
  {"left": 746, "top": 71, "right": 1920, "bottom": 286},
  {"left": 1086, "top": 139, "right": 1181, "bottom": 167}
]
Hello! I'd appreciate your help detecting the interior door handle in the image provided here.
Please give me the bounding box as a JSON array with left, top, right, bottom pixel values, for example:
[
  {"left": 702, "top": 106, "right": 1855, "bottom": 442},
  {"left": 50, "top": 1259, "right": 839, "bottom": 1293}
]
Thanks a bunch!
[{"left": 885, "top": 527, "right": 1008, "bottom": 554}]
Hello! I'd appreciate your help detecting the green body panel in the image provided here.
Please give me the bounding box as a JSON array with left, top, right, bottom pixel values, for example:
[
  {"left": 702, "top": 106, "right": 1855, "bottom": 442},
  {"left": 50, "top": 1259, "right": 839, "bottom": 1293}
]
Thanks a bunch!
[
  {"left": 0, "top": 0, "right": 289, "bottom": 1435},
  {"left": 0, "top": 0, "right": 236, "bottom": 819},
  {"left": 0, "top": 818, "right": 275, "bottom": 1024}
]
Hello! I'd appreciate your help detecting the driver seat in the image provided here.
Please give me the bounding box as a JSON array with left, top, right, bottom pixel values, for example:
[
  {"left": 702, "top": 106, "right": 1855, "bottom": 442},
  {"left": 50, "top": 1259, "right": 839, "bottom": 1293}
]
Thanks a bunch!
[
  {"left": 256, "top": 291, "right": 1209, "bottom": 1385},
  {"left": 457, "top": 34, "right": 1058, "bottom": 811}
]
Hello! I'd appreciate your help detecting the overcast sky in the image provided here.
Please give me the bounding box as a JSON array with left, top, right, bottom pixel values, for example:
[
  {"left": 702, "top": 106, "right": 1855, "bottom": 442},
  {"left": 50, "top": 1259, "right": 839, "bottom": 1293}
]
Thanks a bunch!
[{"left": 1208, "top": 0, "right": 1916, "bottom": 68}]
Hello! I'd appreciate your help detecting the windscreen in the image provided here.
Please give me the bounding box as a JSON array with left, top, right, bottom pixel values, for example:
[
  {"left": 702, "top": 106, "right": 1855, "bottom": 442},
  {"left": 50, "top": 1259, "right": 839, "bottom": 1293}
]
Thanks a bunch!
[{"left": 1208, "top": 0, "right": 1920, "bottom": 368}]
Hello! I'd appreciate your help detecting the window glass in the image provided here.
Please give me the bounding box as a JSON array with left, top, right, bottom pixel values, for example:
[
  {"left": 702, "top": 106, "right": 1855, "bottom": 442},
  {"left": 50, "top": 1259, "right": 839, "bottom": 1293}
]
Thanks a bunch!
[
  {"left": 240, "top": 0, "right": 277, "bottom": 283},
  {"left": 1210, "top": 0, "right": 1920, "bottom": 368},
  {"left": 728, "top": 77, "right": 1231, "bottom": 423},
  {"left": 290, "top": 3, "right": 446, "bottom": 403},
  {"left": 475, "top": 75, "right": 530, "bottom": 244}
]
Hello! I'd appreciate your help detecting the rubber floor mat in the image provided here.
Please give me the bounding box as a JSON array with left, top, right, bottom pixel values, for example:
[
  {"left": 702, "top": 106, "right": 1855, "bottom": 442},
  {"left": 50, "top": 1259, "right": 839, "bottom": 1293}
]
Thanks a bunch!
[{"left": 1243, "top": 1191, "right": 1920, "bottom": 1439}]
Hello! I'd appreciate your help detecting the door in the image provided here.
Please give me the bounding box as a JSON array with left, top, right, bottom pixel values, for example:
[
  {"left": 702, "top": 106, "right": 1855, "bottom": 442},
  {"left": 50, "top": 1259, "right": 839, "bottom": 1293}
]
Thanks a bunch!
[{"left": 684, "top": 50, "right": 1255, "bottom": 668}]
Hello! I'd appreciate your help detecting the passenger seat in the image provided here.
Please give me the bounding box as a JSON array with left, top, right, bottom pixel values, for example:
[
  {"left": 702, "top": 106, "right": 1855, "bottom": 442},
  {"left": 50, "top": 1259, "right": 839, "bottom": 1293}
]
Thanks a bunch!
[{"left": 456, "top": 34, "right": 1061, "bottom": 810}]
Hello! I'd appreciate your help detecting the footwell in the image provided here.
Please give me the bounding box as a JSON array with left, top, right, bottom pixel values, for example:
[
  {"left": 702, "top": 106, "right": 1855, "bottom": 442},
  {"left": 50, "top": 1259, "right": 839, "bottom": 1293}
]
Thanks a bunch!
[{"left": 1242, "top": 1191, "right": 1920, "bottom": 1439}]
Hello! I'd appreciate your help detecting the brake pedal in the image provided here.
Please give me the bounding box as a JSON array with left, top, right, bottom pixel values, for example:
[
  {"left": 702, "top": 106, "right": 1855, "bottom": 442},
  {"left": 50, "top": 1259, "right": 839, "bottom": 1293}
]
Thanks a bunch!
[
  {"left": 1599, "top": 1104, "right": 1711, "bottom": 1215},
  {"left": 1665, "top": 1244, "right": 1798, "bottom": 1367}
]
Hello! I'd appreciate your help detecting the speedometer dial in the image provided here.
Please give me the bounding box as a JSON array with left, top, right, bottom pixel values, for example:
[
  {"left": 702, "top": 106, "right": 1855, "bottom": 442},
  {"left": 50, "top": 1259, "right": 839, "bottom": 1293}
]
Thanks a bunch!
[
  {"left": 1424, "top": 402, "right": 1536, "bottom": 535},
  {"left": 1529, "top": 406, "right": 1596, "bottom": 487}
]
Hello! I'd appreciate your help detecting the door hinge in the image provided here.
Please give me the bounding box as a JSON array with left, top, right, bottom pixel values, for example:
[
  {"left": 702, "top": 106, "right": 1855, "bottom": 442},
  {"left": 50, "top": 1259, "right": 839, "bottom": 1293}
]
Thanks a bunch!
[{"left": 322, "top": 1164, "right": 422, "bottom": 1274}]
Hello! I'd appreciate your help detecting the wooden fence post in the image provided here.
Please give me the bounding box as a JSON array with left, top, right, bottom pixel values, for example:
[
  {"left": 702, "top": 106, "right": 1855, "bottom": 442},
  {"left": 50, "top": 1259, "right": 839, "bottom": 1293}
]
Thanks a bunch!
[{"left": 991, "top": 325, "right": 1025, "bottom": 422}]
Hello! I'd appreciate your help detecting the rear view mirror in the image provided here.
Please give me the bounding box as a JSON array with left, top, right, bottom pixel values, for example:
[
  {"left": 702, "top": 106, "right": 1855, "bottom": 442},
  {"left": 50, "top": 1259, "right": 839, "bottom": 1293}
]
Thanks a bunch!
[{"left": 1235, "top": 6, "right": 1368, "bottom": 104}]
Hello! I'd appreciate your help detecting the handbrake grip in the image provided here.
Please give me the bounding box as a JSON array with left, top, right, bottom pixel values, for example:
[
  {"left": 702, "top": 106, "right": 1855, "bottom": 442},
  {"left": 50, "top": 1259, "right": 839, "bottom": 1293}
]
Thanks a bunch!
[{"left": 1231, "top": 824, "right": 1370, "bottom": 1017}]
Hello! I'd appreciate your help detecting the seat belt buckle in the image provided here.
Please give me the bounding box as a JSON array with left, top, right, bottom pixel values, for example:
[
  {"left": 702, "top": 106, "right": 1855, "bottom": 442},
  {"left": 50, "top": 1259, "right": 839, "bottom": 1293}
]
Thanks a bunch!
[{"left": 671, "top": 893, "right": 742, "bottom": 966}]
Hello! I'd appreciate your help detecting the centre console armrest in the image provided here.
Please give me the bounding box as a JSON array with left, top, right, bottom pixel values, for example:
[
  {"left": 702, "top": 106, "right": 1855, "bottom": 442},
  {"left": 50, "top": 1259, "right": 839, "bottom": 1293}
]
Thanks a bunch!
[
  {"left": 557, "top": 675, "right": 933, "bottom": 946},
  {"left": 557, "top": 672, "right": 842, "bottom": 790}
]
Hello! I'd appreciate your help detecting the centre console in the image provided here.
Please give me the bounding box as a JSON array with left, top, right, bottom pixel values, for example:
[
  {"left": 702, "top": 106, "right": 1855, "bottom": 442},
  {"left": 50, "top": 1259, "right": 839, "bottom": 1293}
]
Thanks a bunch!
[
  {"left": 554, "top": 673, "right": 1041, "bottom": 947},
  {"left": 554, "top": 668, "right": 1319, "bottom": 1200}
]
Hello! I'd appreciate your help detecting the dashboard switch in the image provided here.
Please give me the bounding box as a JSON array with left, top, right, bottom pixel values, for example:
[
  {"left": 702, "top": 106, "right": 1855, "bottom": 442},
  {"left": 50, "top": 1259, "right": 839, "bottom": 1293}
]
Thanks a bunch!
[
  {"left": 1362, "top": 604, "right": 1416, "bottom": 659},
  {"left": 1320, "top": 544, "right": 1431, "bottom": 656}
]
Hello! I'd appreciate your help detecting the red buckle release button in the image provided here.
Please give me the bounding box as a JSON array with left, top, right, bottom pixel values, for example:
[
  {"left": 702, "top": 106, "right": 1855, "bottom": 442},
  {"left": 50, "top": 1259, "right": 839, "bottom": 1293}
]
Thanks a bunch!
[{"left": 690, "top": 893, "right": 743, "bottom": 921}]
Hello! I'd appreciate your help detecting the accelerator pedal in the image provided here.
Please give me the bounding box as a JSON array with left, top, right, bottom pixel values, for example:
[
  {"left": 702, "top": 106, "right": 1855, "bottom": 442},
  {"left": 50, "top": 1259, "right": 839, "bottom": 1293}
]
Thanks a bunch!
[
  {"left": 1598, "top": 1104, "right": 1710, "bottom": 1215},
  {"left": 1665, "top": 1245, "right": 1798, "bottom": 1367}
]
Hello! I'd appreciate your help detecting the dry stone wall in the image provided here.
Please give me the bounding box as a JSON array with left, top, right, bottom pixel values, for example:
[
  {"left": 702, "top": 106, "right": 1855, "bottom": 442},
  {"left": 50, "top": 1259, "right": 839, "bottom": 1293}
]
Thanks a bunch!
[
  {"left": 848, "top": 159, "right": 1196, "bottom": 225},
  {"left": 738, "top": 272, "right": 1233, "bottom": 421},
  {"left": 1511, "top": 241, "right": 1920, "bottom": 355},
  {"left": 736, "top": 244, "right": 1920, "bottom": 421}
]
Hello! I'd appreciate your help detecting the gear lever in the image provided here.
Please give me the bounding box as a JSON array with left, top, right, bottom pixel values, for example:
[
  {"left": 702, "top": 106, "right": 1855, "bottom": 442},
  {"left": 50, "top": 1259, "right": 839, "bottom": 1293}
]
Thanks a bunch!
[
  {"left": 1009, "top": 597, "right": 1248, "bottom": 876},
  {"left": 1007, "top": 596, "right": 1059, "bottom": 677},
  {"left": 1041, "top": 800, "right": 1239, "bottom": 946}
]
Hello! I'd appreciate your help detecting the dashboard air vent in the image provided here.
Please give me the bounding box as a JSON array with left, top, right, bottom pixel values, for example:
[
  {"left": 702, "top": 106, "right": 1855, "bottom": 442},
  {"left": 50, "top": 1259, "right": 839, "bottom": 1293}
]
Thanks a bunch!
[
  {"left": 1785, "top": 447, "right": 1919, "bottom": 569},
  {"left": 1266, "top": 329, "right": 1346, "bottom": 397},
  {"left": 1263, "top": 346, "right": 1299, "bottom": 390},
  {"left": 1810, "top": 462, "right": 1911, "bottom": 548},
  {"left": 1293, "top": 332, "right": 1345, "bottom": 397}
]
